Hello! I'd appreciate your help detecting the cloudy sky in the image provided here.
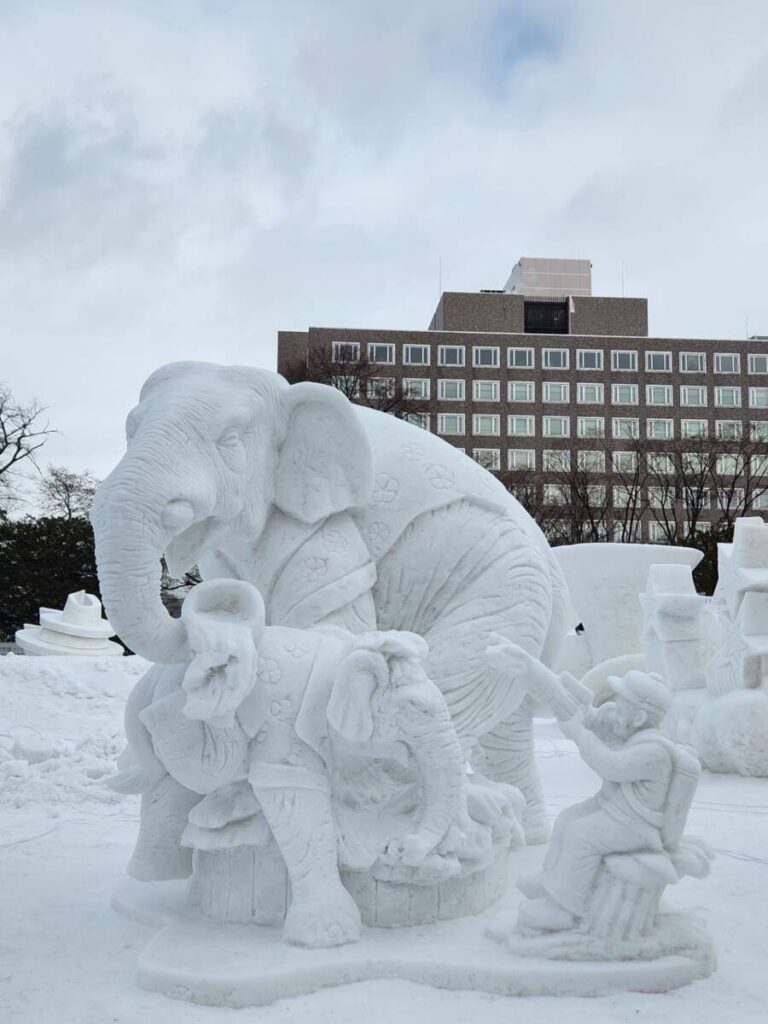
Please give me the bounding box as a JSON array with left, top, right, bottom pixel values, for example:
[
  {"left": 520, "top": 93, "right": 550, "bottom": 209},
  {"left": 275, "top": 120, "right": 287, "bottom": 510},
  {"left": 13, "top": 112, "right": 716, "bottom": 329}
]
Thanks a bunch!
[{"left": 1, "top": 0, "right": 767, "bottom": 481}]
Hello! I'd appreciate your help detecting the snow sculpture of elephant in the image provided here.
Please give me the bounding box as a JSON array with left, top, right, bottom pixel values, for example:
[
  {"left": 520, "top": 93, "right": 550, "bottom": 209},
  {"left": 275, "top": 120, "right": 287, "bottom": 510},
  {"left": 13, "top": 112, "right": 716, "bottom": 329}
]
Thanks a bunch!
[
  {"left": 115, "top": 578, "right": 510, "bottom": 947},
  {"left": 92, "top": 362, "right": 569, "bottom": 852}
]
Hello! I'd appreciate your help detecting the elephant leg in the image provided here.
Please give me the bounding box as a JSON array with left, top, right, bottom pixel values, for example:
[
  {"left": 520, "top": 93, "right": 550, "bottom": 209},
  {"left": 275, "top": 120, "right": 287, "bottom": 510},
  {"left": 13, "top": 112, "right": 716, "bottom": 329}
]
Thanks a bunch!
[
  {"left": 128, "top": 773, "right": 200, "bottom": 881},
  {"left": 474, "top": 699, "right": 550, "bottom": 845},
  {"left": 254, "top": 785, "right": 361, "bottom": 947}
]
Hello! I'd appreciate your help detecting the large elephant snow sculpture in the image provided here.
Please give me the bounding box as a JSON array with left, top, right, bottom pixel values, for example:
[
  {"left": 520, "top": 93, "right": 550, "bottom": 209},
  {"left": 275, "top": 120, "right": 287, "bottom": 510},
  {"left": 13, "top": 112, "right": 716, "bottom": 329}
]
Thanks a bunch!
[{"left": 92, "top": 362, "right": 568, "bottom": 843}]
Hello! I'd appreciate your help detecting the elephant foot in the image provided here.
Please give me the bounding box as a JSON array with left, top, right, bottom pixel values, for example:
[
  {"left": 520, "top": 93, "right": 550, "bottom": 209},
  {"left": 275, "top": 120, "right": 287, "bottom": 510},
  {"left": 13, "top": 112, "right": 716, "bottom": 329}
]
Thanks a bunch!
[
  {"left": 283, "top": 883, "right": 362, "bottom": 948},
  {"left": 522, "top": 803, "right": 551, "bottom": 846}
]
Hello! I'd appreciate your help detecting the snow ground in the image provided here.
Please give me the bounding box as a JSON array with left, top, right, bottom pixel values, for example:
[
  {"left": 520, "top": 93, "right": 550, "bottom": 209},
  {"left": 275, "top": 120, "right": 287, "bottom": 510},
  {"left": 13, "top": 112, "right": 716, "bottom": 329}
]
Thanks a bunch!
[{"left": 1, "top": 655, "right": 767, "bottom": 1023}]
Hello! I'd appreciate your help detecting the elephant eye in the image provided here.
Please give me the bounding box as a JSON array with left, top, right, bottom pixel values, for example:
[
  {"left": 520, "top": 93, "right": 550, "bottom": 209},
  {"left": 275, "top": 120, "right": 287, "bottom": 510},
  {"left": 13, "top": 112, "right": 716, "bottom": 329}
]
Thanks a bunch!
[{"left": 216, "top": 429, "right": 242, "bottom": 451}]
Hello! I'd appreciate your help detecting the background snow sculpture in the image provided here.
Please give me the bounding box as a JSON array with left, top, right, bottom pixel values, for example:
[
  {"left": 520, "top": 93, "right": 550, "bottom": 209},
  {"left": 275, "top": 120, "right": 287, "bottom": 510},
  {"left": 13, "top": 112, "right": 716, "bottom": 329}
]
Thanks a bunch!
[
  {"left": 15, "top": 591, "right": 122, "bottom": 657},
  {"left": 484, "top": 639, "right": 714, "bottom": 967},
  {"left": 640, "top": 564, "right": 708, "bottom": 691},
  {"left": 91, "top": 361, "right": 570, "bottom": 842}
]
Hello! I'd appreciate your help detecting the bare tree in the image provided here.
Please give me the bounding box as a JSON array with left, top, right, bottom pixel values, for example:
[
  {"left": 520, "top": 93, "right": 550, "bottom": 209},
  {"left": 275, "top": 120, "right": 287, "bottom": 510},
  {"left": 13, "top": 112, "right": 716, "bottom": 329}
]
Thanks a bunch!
[
  {"left": 283, "top": 348, "right": 422, "bottom": 419},
  {"left": 0, "top": 384, "right": 53, "bottom": 511},
  {"left": 39, "top": 465, "right": 99, "bottom": 519}
]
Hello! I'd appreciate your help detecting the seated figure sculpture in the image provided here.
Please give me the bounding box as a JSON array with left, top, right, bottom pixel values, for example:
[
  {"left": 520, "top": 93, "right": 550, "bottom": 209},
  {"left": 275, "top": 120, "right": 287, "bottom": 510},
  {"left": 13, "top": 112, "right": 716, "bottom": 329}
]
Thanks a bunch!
[
  {"left": 484, "top": 639, "right": 713, "bottom": 957},
  {"left": 112, "top": 578, "right": 521, "bottom": 947}
]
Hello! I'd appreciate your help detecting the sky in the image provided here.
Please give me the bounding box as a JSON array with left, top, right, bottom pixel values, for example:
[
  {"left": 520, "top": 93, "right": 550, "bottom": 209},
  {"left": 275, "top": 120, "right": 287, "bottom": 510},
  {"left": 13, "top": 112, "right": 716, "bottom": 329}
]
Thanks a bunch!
[{"left": 1, "top": 0, "right": 768, "bottom": 482}]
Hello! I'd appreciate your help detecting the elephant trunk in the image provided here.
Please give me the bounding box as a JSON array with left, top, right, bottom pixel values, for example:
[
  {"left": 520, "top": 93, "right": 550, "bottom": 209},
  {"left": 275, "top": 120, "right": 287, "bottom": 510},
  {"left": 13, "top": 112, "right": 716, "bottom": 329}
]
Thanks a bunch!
[
  {"left": 91, "top": 481, "right": 190, "bottom": 664},
  {"left": 406, "top": 702, "right": 466, "bottom": 852}
]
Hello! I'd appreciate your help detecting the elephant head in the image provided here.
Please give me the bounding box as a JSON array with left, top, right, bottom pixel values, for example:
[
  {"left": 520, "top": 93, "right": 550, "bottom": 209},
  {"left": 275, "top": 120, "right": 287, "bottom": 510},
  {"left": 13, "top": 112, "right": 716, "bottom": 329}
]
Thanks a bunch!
[
  {"left": 90, "top": 362, "right": 373, "bottom": 663},
  {"left": 328, "top": 631, "right": 467, "bottom": 864}
]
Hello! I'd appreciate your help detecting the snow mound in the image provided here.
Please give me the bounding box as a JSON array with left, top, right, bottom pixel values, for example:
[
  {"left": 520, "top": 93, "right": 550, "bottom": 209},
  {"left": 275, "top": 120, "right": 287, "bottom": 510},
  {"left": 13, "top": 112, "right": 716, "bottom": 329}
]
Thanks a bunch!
[
  {"left": 690, "top": 689, "right": 768, "bottom": 777},
  {"left": 0, "top": 654, "right": 149, "bottom": 811}
]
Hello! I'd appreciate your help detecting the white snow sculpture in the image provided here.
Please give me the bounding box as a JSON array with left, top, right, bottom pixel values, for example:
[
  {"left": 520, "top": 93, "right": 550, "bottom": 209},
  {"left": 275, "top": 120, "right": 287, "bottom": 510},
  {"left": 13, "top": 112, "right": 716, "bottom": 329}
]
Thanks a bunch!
[
  {"left": 484, "top": 639, "right": 713, "bottom": 964},
  {"left": 706, "top": 516, "right": 768, "bottom": 695},
  {"left": 111, "top": 578, "right": 522, "bottom": 948},
  {"left": 15, "top": 591, "right": 122, "bottom": 657},
  {"left": 91, "top": 362, "right": 570, "bottom": 843},
  {"left": 640, "top": 564, "right": 708, "bottom": 691},
  {"left": 555, "top": 544, "right": 702, "bottom": 668}
]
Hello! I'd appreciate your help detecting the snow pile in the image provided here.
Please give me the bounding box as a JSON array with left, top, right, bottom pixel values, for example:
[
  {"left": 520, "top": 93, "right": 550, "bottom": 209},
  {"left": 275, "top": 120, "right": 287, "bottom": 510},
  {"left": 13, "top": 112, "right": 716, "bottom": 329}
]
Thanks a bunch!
[
  {"left": 0, "top": 653, "right": 149, "bottom": 811},
  {"left": 690, "top": 689, "right": 768, "bottom": 777}
]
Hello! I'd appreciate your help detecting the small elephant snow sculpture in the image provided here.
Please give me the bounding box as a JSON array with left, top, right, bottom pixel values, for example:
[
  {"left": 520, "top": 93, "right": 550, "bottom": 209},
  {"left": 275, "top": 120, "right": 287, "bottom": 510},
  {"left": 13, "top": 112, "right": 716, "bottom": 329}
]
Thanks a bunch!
[
  {"left": 115, "top": 579, "right": 508, "bottom": 947},
  {"left": 484, "top": 641, "right": 713, "bottom": 959},
  {"left": 92, "top": 362, "right": 568, "bottom": 841}
]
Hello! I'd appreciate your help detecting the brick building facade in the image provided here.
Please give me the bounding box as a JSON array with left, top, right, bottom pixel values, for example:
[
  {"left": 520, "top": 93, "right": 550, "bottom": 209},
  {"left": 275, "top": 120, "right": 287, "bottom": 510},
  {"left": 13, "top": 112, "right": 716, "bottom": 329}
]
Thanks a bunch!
[{"left": 277, "top": 259, "right": 768, "bottom": 542}]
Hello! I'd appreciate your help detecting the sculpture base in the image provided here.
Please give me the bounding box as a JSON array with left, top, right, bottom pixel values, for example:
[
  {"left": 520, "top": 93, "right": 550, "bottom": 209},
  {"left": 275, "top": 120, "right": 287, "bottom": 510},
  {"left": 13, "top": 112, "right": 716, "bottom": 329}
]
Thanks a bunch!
[{"left": 112, "top": 872, "right": 714, "bottom": 1008}]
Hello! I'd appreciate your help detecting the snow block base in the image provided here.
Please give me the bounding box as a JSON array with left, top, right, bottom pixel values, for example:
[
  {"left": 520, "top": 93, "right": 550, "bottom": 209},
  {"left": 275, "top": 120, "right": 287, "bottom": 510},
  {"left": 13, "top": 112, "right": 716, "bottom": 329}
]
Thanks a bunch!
[{"left": 113, "top": 876, "right": 715, "bottom": 1007}]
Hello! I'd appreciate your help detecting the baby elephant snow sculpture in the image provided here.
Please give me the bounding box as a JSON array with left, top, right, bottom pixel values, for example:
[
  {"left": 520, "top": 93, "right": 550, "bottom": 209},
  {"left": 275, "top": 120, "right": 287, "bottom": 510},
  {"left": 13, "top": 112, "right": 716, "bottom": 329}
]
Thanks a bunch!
[
  {"left": 91, "top": 361, "right": 568, "bottom": 841},
  {"left": 113, "top": 580, "right": 516, "bottom": 948},
  {"left": 485, "top": 640, "right": 713, "bottom": 960}
]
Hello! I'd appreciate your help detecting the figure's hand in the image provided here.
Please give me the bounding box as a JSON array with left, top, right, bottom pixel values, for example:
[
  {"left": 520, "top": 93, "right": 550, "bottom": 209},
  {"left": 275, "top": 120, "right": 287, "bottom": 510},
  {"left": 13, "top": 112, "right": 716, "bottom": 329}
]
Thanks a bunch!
[{"left": 484, "top": 635, "right": 534, "bottom": 682}]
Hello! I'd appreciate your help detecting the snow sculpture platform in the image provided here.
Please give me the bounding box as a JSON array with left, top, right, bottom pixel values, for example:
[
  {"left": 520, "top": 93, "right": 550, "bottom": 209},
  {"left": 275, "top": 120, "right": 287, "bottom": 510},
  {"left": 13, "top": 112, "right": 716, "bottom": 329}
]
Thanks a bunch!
[{"left": 113, "top": 863, "right": 715, "bottom": 1008}]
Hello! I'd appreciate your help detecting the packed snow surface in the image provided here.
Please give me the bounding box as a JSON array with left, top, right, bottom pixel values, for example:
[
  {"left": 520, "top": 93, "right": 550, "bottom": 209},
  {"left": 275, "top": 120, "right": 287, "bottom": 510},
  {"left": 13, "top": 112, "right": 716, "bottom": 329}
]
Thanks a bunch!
[{"left": 1, "top": 654, "right": 767, "bottom": 1022}]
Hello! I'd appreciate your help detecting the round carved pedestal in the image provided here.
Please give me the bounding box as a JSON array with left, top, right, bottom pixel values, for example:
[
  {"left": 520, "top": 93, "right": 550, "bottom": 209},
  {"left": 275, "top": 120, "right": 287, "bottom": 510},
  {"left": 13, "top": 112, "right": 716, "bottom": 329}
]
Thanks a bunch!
[{"left": 188, "top": 841, "right": 510, "bottom": 928}]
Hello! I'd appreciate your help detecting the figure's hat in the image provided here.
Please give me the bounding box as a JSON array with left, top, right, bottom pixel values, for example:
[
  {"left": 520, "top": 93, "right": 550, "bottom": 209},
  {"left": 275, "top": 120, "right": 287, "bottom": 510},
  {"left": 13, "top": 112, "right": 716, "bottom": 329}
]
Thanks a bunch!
[
  {"left": 606, "top": 669, "right": 671, "bottom": 718},
  {"left": 39, "top": 591, "right": 115, "bottom": 639}
]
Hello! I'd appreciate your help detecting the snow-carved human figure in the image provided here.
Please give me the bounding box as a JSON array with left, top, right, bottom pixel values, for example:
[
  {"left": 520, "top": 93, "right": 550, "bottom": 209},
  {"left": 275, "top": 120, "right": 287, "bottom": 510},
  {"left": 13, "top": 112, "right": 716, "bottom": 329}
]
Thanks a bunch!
[{"left": 484, "top": 639, "right": 713, "bottom": 959}]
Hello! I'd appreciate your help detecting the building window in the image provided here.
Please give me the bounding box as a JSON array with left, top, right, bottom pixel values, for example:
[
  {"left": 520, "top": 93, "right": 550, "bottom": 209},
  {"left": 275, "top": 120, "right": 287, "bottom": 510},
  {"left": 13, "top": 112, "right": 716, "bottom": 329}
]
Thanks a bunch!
[
  {"left": 587, "top": 485, "right": 606, "bottom": 504},
  {"left": 543, "top": 382, "right": 570, "bottom": 403},
  {"left": 543, "top": 416, "right": 570, "bottom": 438},
  {"left": 716, "top": 455, "right": 743, "bottom": 476},
  {"left": 612, "top": 417, "right": 639, "bottom": 439},
  {"left": 437, "top": 413, "right": 465, "bottom": 435},
  {"left": 472, "top": 414, "right": 500, "bottom": 435},
  {"left": 613, "top": 485, "right": 636, "bottom": 509},
  {"left": 332, "top": 376, "right": 359, "bottom": 398},
  {"left": 473, "top": 380, "right": 500, "bottom": 402},
  {"left": 680, "top": 386, "right": 707, "bottom": 406},
  {"left": 508, "top": 415, "right": 535, "bottom": 437},
  {"left": 437, "top": 345, "right": 465, "bottom": 367},
  {"left": 543, "top": 348, "right": 569, "bottom": 370},
  {"left": 508, "top": 449, "right": 535, "bottom": 470},
  {"left": 648, "top": 522, "right": 671, "bottom": 543},
  {"left": 752, "top": 492, "right": 768, "bottom": 509},
  {"left": 578, "top": 450, "right": 605, "bottom": 472},
  {"left": 749, "top": 354, "right": 768, "bottom": 374},
  {"left": 715, "top": 420, "right": 741, "bottom": 440},
  {"left": 577, "top": 416, "right": 604, "bottom": 438},
  {"left": 647, "top": 418, "right": 674, "bottom": 440},
  {"left": 646, "top": 351, "right": 672, "bottom": 372},
  {"left": 473, "top": 448, "right": 500, "bottom": 471},
  {"left": 612, "top": 383, "right": 638, "bottom": 405},
  {"left": 612, "top": 451, "right": 637, "bottom": 473},
  {"left": 750, "top": 421, "right": 768, "bottom": 441},
  {"left": 524, "top": 299, "right": 569, "bottom": 334},
  {"left": 749, "top": 387, "right": 768, "bottom": 408},
  {"left": 751, "top": 454, "right": 768, "bottom": 475},
  {"left": 716, "top": 487, "right": 745, "bottom": 511},
  {"left": 681, "top": 419, "right": 708, "bottom": 438},
  {"left": 577, "top": 382, "right": 604, "bottom": 404},
  {"left": 612, "top": 350, "right": 637, "bottom": 371},
  {"left": 543, "top": 484, "right": 570, "bottom": 505},
  {"left": 332, "top": 341, "right": 360, "bottom": 362},
  {"left": 683, "top": 453, "right": 707, "bottom": 473},
  {"left": 473, "top": 346, "right": 499, "bottom": 368},
  {"left": 715, "top": 353, "right": 740, "bottom": 374},
  {"left": 715, "top": 386, "right": 741, "bottom": 408},
  {"left": 367, "top": 343, "right": 395, "bottom": 364},
  {"left": 403, "top": 378, "right": 430, "bottom": 400},
  {"left": 437, "top": 379, "right": 464, "bottom": 401},
  {"left": 680, "top": 352, "right": 706, "bottom": 373},
  {"left": 508, "top": 381, "right": 535, "bottom": 403},
  {"left": 404, "top": 344, "right": 430, "bottom": 366},
  {"left": 648, "top": 486, "right": 675, "bottom": 509},
  {"left": 647, "top": 384, "right": 673, "bottom": 405},
  {"left": 508, "top": 347, "right": 534, "bottom": 369},
  {"left": 543, "top": 450, "right": 571, "bottom": 471},
  {"left": 404, "top": 412, "right": 429, "bottom": 430},
  {"left": 367, "top": 377, "right": 394, "bottom": 399},
  {"left": 648, "top": 453, "right": 674, "bottom": 475},
  {"left": 684, "top": 487, "right": 710, "bottom": 510},
  {"left": 577, "top": 349, "right": 604, "bottom": 370}
]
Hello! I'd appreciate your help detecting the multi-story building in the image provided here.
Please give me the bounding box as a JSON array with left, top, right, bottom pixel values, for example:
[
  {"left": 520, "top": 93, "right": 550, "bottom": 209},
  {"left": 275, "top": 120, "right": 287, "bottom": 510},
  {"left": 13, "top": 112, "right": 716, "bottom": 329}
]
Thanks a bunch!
[{"left": 277, "top": 258, "right": 768, "bottom": 542}]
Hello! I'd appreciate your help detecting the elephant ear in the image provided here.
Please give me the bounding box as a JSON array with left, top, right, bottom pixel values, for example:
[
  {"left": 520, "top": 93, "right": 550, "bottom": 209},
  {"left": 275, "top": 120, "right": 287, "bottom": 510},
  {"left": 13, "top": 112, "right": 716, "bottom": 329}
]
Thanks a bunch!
[
  {"left": 274, "top": 381, "right": 374, "bottom": 525},
  {"left": 328, "top": 649, "right": 388, "bottom": 743}
]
